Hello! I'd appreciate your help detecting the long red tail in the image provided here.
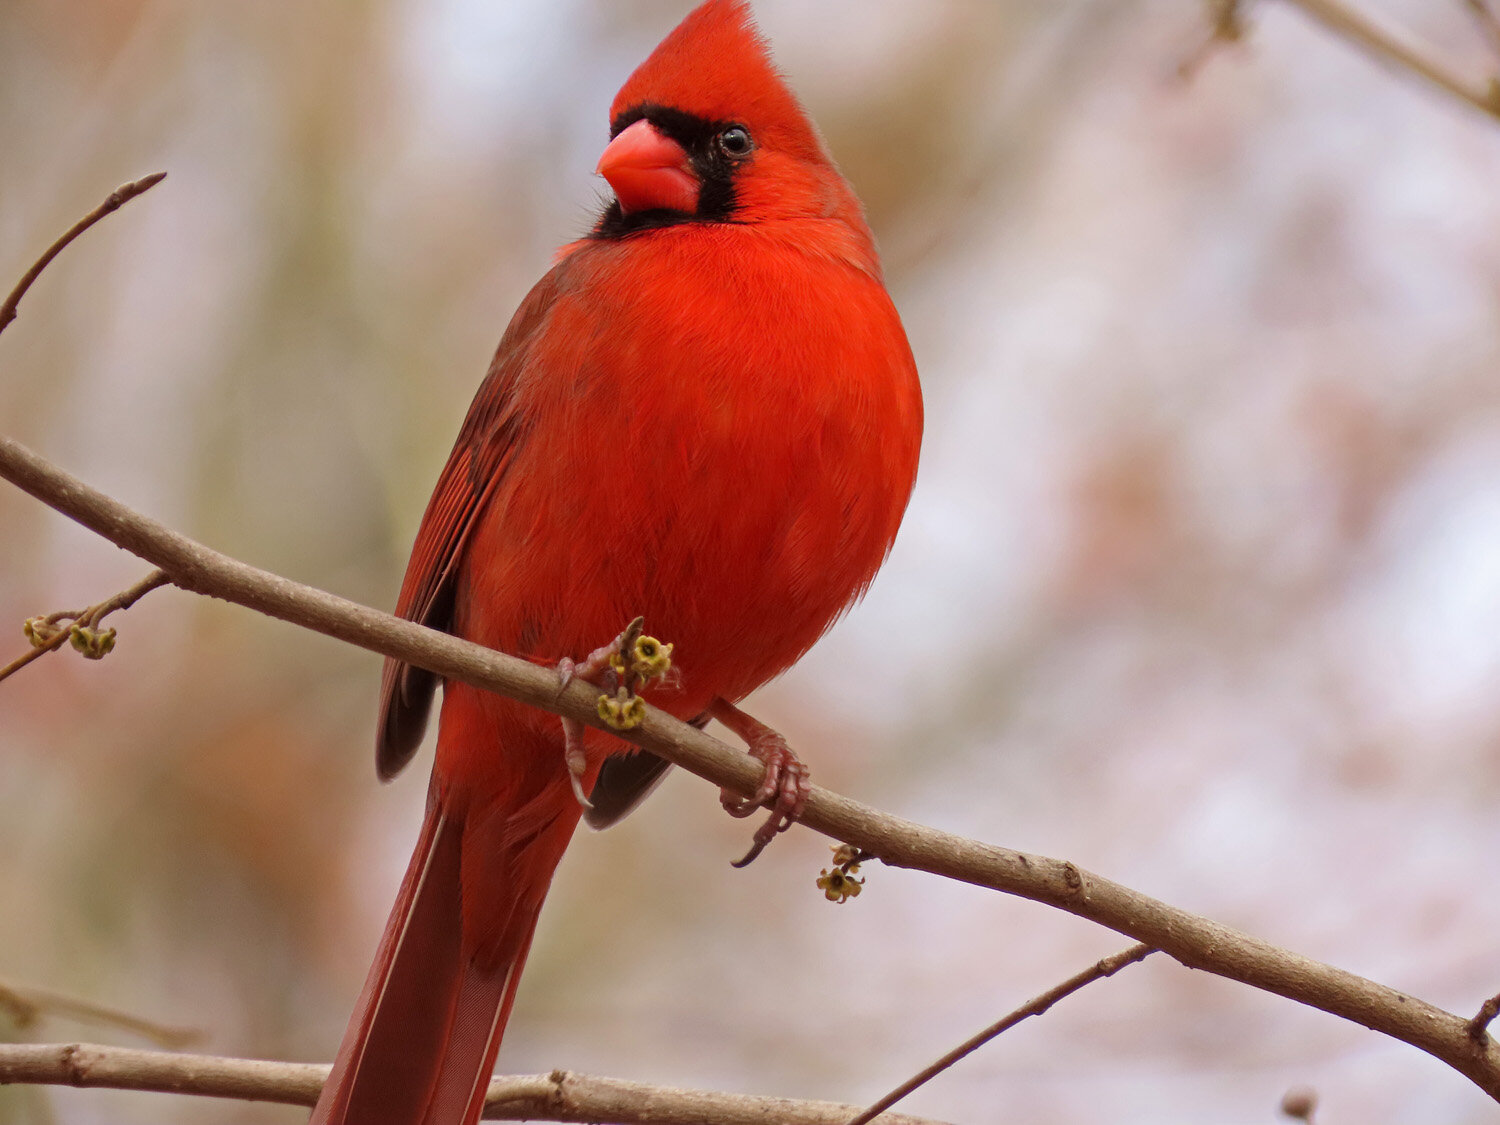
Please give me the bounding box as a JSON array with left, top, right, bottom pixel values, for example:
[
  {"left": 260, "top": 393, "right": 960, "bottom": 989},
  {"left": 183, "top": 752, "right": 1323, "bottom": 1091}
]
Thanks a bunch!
[{"left": 310, "top": 780, "right": 548, "bottom": 1125}]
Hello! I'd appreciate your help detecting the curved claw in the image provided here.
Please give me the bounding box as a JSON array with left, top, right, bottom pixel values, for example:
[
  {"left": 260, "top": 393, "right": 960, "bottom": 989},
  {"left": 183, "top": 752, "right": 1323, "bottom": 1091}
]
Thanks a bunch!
[
  {"left": 567, "top": 764, "right": 594, "bottom": 810},
  {"left": 715, "top": 716, "right": 810, "bottom": 867},
  {"left": 731, "top": 837, "right": 771, "bottom": 869},
  {"left": 730, "top": 815, "right": 784, "bottom": 868},
  {"left": 556, "top": 622, "right": 656, "bottom": 810},
  {"left": 561, "top": 714, "right": 594, "bottom": 810}
]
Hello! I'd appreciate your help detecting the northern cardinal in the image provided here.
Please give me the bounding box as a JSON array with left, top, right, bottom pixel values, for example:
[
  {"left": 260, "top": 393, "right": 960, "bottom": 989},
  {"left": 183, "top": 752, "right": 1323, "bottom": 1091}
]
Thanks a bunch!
[{"left": 310, "top": 2, "right": 922, "bottom": 1122}]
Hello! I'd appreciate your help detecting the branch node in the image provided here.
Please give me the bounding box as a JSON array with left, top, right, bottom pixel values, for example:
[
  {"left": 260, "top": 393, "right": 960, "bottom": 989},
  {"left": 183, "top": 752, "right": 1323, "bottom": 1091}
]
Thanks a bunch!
[
  {"left": 1061, "top": 861, "right": 1084, "bottom": 895},
  {"left": 1467, "top": 991, "right": 1500, "bottom": 1043},
  {"left": 60, "top": 1042, "right": 84, "bottom": 1086}
]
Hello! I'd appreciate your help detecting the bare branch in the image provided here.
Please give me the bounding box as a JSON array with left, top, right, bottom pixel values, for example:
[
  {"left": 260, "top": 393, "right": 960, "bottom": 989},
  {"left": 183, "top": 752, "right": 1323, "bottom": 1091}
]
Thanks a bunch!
[
  {"left": 0, "top": 569, "right": 168, "bottom": 684},
  {"left": 846, "top": 944, "right": 1154, "bottom": 1125},
  {"left": 0, "top": 173, "right": 166, "bottom": 337},
  {"left": 0, "top": 1042, "right": 943, "bottom": 1125},
  {"left": 1278, "top": 0, "right": 1500, "bottom": 120},
  {"left": 0, "top": 980, "right": 199, "bottom": 1050}
]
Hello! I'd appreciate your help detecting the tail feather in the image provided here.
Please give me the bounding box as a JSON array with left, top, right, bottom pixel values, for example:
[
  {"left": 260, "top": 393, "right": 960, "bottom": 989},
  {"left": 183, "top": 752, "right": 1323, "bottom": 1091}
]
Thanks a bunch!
[
  {"left": 426, "top": 923, "right": 536, "bottom": 1124},
  {"left": 310, "top": 785, "right": 542, "bottom": 1125}
]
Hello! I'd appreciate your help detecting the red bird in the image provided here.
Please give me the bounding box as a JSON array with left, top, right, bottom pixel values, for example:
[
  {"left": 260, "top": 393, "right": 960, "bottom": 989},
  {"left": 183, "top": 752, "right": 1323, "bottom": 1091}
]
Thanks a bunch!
[{"left": 310, "top": 2, "right": 922, "bottom": 1122}]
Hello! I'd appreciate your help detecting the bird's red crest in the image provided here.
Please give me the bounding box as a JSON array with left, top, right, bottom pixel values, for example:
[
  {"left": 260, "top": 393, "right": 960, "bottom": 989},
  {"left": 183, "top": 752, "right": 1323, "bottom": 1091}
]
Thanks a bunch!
[{"left": 610, "top": 0, "right": 829, "bottom": 165}]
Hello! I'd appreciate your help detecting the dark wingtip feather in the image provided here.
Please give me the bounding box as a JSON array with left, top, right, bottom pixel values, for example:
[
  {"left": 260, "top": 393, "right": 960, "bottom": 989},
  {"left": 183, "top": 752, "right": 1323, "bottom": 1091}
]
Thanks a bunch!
[
  {"left": 584, "top": 751, "right": 674, "bottom": 828},
  {"left": 377, "top": 661, "right": 438, "bottom": 780}
]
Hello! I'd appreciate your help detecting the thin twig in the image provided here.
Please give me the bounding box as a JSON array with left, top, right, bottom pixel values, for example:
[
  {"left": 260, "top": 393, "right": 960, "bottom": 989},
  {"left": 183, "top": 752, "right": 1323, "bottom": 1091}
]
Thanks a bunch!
[
  {"left": 1469, "top": 991, "right": 1500, "bottom": 1042},
  {"left": 0, "top": 569, "right": 169, "bottom": 686},
  {"left": 0, "top": 625, "right": 69, "bottom": 681},
  {"left": 0, "top": 1042, "right": 943, "bottom": 1125},
  {"left": 846, "top": 944, "right": 1154, "bottom": 1125},
  {"left": 1279, "top": 0, "right": 1500, "bottom": 119},
  {"left": 0, "top": 981, "right": 199, "bottom": 1050},
  {"left": 0, "top": 173, "right": 166, "bottom": 337},
  {"left": 3, "top": 435, "right": 1500, "bottom": 1101}
]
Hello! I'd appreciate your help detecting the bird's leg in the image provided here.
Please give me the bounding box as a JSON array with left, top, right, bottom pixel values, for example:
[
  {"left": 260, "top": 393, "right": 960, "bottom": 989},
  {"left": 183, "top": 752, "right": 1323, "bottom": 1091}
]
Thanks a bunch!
[
  {"left": 556, "top": 616, "right": 644, "bottom": 693},
  {"left": 554, "top": 621, "right": 636, "bottom": 810},
  {"left": 556, "top": 713, "right": 595, "bottom": 810},
  {"left": 708, "top": 697, "right": 811, "bottom": 868},
  {"left": 555, "top": 617, "right": 674, "bottom": 809}
]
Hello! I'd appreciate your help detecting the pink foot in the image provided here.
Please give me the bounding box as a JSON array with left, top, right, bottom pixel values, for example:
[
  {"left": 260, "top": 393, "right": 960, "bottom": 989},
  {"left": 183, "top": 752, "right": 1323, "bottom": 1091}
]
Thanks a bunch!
[
  {"left": 554, "top": 622, "right": 638, "bottom": 809},
  {"left": 556, "top": 618, "right": 668, "bottom": 809},
  {"left": 557, "top": 616, "right": 642, "bottom": 692},
  {"left": 709, "top": 697, "right": 811, "bottom": 867}
]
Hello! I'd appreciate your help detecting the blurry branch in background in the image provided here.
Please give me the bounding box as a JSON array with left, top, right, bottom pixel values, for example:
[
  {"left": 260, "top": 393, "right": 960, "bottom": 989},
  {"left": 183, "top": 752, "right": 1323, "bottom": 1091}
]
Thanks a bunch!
[
  {"left": 1279, "top": 0, "right": 1500, "bottom": 116},
  {"left": 6, "top": 189, "right": 1500, "bottom": 1115},
  {"left": 0, "top": 1043, "right": 944, "bottom": 1125},
  {"left": 0, "top": 173, "right": 173, "bottom": 678},
  {"left": 0, "top": 569, "right": 168, "bottom": 683},
  {"left": 1179, "top": 0, "right": 1248, "bottom": 81},
  {"left": 847, "top": 944, "right": 1155, "bottom": 1125},
  {"left": 1187, "top": 0, "right": 1500, "bottom": 120},
  {"left": 0, "top": 981, "right": 200, "bottom": 1051},
  {"left": 0, "top": 173, "right": 166, "bottom": 336}
]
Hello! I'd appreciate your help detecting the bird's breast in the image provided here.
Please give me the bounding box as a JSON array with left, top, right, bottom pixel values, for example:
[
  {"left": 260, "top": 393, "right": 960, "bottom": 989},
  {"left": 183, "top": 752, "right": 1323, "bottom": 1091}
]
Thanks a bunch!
[{"left": 457, "top": 226, "right": 922, "bottom": 719}]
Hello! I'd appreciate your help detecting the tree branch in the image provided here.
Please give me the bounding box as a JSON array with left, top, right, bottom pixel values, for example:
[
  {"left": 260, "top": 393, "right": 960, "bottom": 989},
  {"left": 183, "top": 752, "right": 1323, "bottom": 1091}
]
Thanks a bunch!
[
  {"left": 1278, "top": 0, "right": 1500, "bottom": 120},
  {"left": 0, "top": 173, "right": 166, "bottom": 337},
  {"left": 846, "top": 944, "right": 1155, "bottom": 1125},
  {"left": 0, "top": 979, "right": 199, "bottom": 1051},
  {"left": 0, "top": 1042, "right": 943, "bottom": 1125},
  {"left": 0, "top": 569, "right": 168, "bottom": 683},
  {"left": 2, "top": 435, "right": 1499, "bottom": 1102}
]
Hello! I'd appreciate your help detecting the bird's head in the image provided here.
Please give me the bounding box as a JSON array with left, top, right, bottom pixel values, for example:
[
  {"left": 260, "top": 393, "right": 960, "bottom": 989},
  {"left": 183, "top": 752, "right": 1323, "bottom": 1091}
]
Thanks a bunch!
[{"left": 593, "top": 0, "right": 865, "bottom": 238}]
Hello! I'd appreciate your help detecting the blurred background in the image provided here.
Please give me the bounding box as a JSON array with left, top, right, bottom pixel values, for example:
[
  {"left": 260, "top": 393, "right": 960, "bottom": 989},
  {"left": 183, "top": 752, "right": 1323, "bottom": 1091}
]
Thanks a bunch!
[{"left": 4, "top": 1, "right": 1500, "bottom": 1122}]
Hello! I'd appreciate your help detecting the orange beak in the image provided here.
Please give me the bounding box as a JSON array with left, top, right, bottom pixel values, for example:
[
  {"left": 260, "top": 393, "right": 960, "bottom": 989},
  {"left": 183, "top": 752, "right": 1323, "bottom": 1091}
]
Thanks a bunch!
[{"left": 596, "top": 119, "right": 699, "bottom": 216}]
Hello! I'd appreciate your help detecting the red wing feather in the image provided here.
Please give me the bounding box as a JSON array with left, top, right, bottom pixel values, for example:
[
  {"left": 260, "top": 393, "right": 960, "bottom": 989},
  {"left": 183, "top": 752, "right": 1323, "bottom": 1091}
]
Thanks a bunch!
[
  {"left": 375, "top": 444, "right": 506, "bottom": 779},
  {"left": 375, "top": 273, "right": 562, "bottom": 779}
]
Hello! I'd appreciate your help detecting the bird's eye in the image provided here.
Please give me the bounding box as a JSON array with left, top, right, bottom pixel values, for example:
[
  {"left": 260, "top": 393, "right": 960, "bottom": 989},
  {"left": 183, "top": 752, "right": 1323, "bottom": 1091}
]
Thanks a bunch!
[{"left": 717, "top": 126, "right": 753, "bottom": 158}]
